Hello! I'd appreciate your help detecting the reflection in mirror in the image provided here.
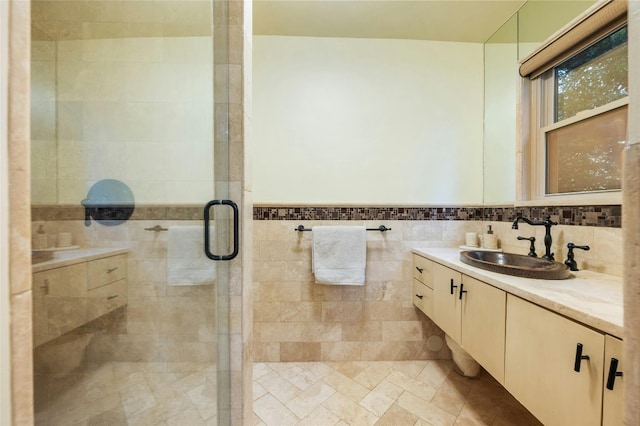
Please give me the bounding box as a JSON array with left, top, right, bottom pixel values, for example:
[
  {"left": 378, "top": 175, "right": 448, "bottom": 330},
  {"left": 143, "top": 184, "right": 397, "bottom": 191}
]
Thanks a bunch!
[
  {"left": 483, "top": 14, "right": 518, "bottom": 205},
  {"left": 483, "top": 0, "right": 599, "bottom": 205},
  {"left": 517, "top": 0, "right": 596, "bottom": 60}
]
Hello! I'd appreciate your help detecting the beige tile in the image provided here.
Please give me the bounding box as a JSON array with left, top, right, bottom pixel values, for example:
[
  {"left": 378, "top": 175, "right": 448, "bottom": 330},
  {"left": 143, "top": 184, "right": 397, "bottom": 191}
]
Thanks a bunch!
[
  {"left": 381, "top": 321, "right": 424, "bottom": 342},
  {"left": 322, "top": 342, "right": 363, "bottom": 362},
  {"left": 300, "top": 322, "right": 342, "bottom": 342},
  {"left": 253, "top": 394, "right": 300, "bottom": 426},
  {"left": 359, "top": 380, "right": 403, "bottom": 417},
  {"left": 257, "top": 322, "right": 302, "bottom": 343},
  {"left": 256, "top": 371, "right": 302, "bottom": 405},
  {"left": 256, "top": 281, "right": 302, "bottom": 302},
  {"left": 322, "top": 301, "right": 364, "bottom": 322},
  {"left": 354, "top": 362, "right": 394, "bottom": 390},
  {"left": 286, "top": 381, "right": 336, "bottom": 419},
  {"left": 280, "top": 342, "right": 321, "bottom": 362},
  {"left": 396, "top": 391, "right": 457, "bottom": 426},
  {"left": 342, "top": 321, "right": 382, "bottom": 341},
  {"left": 297, "top": 405, "right": 341, "bottom": 425},
  {"left": 323, "top": 392, "right": 379, "bottom": 426},
  {"left": 374, "top": 403, "right": 419, "bottom": 426},
  {"left": 385, "top": 370, "right": 437, "bottom": 402},
  {"left": 430, "top": 372, "right": 472, "bottom": 416},
  {"left": 280, "top": 301, "right": 323, "bottom": 322},
  {"left": 322, "top": 370, "right": 370, "bottom": 403}
]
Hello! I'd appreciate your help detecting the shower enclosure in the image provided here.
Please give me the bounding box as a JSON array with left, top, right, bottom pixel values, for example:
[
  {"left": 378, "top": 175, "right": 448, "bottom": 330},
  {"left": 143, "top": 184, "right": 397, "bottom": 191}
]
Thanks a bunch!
[{"left": 30, "top": 0, "right": 234, "bottom": 424}]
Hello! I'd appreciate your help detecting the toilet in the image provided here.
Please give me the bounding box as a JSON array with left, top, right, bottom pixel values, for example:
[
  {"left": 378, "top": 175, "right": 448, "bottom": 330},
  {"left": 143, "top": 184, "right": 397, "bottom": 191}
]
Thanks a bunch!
[{"left": 444, "top": 334, "right": 481, "bottom": 377}]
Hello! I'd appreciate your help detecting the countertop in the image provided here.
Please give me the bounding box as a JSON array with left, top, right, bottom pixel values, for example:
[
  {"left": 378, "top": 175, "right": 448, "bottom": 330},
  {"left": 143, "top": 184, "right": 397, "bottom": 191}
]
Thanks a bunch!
[
  {"left": 32, "top": 247, "right": 128, "bottom": 273},
  {"left": 412, "top": 248, "right": 623, "bottom": 339}
]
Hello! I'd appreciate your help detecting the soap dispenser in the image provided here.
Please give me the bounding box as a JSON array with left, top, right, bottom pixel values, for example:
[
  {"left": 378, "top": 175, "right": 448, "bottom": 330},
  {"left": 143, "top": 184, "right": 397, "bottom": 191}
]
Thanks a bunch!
[
  {"left": 483, "top": 225, "right": 498, "bottom": 250},
  {"left": 33, "top": 224, "right": 48, "bottom": 250}
]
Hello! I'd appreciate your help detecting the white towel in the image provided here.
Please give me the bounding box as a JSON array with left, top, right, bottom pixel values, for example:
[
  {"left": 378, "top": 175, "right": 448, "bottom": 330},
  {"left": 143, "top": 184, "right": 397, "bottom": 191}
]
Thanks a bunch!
[
  {"left": 167, "top": 226, "right": 215, "bottom": 286},
  {"left": 312, "top": 226, "right": 366, "bottom": 285}
]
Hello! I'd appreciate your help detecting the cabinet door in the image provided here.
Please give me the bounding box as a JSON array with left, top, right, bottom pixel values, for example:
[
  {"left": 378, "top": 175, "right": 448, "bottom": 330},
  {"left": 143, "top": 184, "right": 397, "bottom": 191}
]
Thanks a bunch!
[
  {"left": 603, "top": 335, "right": 623, "bottom": 426},
  {"left": 432, "top": 263, "right": 462, "bottom": 342},
  {"left": 460, "top": 275, "right": 506, "bottom": 384},
  {"left": 33, "top": 263, "right": 88, "bottom": 346},
  {"left": 505, "top": 295, "right": 604, "bottom": 426}
]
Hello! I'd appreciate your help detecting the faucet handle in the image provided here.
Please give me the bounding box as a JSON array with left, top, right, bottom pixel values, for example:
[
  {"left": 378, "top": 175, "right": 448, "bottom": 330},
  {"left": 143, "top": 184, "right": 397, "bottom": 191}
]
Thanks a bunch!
[
  {"left": 517, "top": 236, "right": 537, "bottom": 257},
  {"left": 565, "top": 243, "right": 590, "bottom": 271}
]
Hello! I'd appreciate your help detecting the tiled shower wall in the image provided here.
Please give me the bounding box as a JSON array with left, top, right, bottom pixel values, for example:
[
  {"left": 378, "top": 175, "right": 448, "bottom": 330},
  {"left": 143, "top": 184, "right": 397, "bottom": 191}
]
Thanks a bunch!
[
  {"left": 252, "top": 205, "right": 623, "bottom": 363},
  {"left": 30, "top": 36, "right": 215, "bottom": 205}
]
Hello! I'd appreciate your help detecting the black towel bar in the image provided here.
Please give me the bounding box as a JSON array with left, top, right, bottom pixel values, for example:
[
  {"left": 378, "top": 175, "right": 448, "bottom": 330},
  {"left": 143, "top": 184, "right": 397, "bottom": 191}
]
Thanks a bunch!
[{"left": 294, "top": 225, "right": 391, "bottom": 232}]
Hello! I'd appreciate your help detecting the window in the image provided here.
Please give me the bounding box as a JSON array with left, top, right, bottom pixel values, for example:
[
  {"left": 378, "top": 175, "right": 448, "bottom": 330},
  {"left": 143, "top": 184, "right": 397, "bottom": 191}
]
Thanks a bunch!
[
  {"left": 542, "top": 25, "right": 628, "bottom": 196},
  {"left": 518, "top": 0, "right": 628, "bottom": 205}
]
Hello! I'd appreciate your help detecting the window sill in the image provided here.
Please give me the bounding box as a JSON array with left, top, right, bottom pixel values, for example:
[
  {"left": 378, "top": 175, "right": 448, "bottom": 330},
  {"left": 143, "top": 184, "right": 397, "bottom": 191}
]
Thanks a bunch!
[{"left": 515, "top": 190, "right": 621, "bottom": 207}]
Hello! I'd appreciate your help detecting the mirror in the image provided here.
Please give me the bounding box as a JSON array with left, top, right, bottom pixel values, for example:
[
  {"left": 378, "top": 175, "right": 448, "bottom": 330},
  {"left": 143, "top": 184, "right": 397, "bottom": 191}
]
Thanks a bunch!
[
  {"left": 483, "top": 0, "right": 597, "bottom": 205},
  {"left": 483, "top": 13, "right": 518, "bottom": 205},
  {"left": 517, "top": 0, "right": 597, "bottom": 60}
]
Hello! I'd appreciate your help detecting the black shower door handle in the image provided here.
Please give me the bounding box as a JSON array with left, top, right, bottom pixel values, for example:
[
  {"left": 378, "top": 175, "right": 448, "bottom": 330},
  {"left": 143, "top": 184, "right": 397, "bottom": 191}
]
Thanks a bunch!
[{"left": 204, "top": 199, "right": 239, "bottom": 261}]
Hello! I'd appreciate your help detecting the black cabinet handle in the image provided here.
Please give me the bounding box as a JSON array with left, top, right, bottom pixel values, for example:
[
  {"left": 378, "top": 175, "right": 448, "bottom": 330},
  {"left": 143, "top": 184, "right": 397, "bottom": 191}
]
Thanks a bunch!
[
  {"left": 606, "top": 358, "right": 623, "bottom": 390},
  {"left": 458, "top": 283, "right": 467, "bottom": 300},
  {"left": 416, "top": 267, "right": 424, "bottom": 273},
  {"left": 450, "top": 278, "right": 458, "bottom": 295},
  {"left": 574, "top": 343, "right": 590, "bottom": 372},
  {"left": 415, "top": 294, "right": 424, "bottom": 299}
]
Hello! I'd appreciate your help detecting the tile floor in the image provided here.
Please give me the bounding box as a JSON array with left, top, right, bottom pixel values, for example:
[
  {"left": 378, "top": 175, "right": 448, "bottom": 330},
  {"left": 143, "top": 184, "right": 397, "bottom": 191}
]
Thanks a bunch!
[
  {"left": 34, "top": 361, "right": 218, "bottom": 426},
  {"left": 34, "top": 359, "right": 541, "bottom": 425},
  {"left": 252, "top": 360, "right": 542, "bottom": 426}
]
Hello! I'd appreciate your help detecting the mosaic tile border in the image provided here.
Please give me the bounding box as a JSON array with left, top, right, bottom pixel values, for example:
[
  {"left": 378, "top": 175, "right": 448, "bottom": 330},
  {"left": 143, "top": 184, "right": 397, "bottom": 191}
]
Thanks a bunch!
[
  {"left": 31, "top": 204, "right": 622, "bottom": 228},
  {"left": 253, "top": 205, "right": 622, "bottom": 228},
  {"left": 31, "top": 205, "right": 204, "bottom": 221}
]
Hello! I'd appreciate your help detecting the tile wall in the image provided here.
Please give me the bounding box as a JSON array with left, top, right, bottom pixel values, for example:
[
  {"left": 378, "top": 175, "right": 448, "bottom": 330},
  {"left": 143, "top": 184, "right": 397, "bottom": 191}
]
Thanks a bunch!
[
  {"left": 252, "top": 206, "right": 623, "bottom": 363},
  {"left": 30, "top": 35, "right": 215, "bottom": 204}
]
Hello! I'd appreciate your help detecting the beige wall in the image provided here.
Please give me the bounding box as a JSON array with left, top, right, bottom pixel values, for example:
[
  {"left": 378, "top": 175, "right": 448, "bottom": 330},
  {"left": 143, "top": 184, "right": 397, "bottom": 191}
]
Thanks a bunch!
[
  {"left": 624, "top": 0, "right": 640, "bottom": 424},
  {"left": 253, "top": 218, "right": 623, "bottom": 363},
  {"left": 3, "top": 0, "right": 34, "bottom": 424},
  {"left": 252, "top": 219, "right": 468, "bottom": 362},
  {"left": 252, "top": 36, "right": 484, "bottom": 205}
]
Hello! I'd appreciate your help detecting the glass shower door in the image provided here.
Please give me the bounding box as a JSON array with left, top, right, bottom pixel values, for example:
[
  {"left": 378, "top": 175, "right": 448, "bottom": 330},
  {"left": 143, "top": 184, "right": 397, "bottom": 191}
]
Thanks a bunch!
[{"left": 30, "top": 1, "right": 232, "bottom": 424}]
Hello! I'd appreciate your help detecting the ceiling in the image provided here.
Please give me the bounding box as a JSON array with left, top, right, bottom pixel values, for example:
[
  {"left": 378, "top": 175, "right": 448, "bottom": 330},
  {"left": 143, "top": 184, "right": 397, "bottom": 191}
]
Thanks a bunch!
[{"left": 253, "top": 0, "right": 527, "bottom": 43}]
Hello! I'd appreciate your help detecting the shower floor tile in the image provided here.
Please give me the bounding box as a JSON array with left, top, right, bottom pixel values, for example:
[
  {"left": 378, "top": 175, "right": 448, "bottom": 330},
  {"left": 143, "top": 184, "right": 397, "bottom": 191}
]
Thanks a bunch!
[{"left": 34, "top": 361, "right": 217, "bottom": 426}]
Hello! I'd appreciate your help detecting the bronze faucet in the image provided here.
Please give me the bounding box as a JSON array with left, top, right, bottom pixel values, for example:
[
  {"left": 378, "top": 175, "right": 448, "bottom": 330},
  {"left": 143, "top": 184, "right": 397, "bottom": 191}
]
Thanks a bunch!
[{"left": 512, "top": 215, "right": 558, "bottom": 261}]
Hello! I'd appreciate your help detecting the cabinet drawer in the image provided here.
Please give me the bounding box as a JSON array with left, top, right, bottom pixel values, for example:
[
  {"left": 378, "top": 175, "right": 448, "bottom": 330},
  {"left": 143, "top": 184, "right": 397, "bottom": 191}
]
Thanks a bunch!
[
  {"left": 412, "top": 254, "right": 433, "bottom": 288},
  {"left": 87, "top": 279, "right": 127, "bottom": 321},
  {"left": 87, "top": 255, "right": 127, "bottom": 290},
  {"left": 33, "top": 263, "right": 87, "bottom": 297},
  {"left": 413, "top": 279, "right": 434, "bottom": 318}
]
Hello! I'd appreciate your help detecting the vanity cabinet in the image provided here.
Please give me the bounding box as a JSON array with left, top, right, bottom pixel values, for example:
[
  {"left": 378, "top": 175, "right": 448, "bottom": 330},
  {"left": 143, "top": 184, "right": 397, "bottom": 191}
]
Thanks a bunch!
[
  {"left": 505, "top": 295, "right": 604, "bottom": 426},
  {"left": 432, "top": 262, "right": 506, "bottom": 383},
  {"left": 33, "top": 253, "right": 128, "bottom": 346},
  {"left": 603, "top": 335, "right": 623, "bottom": 426},
  {"left": 412, "top": 248, "right": 623, "bottom": 426},
  {"left": 33, "top": 263, "right": 88, "bottom": 346},
  {"left": 414, "top": 255, "right": 506, "bottom": 383},
  {"left": 412, "top": 254, "right": 434, "bottom": 318}
]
